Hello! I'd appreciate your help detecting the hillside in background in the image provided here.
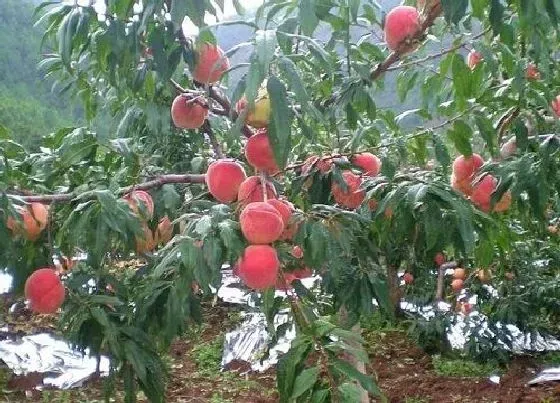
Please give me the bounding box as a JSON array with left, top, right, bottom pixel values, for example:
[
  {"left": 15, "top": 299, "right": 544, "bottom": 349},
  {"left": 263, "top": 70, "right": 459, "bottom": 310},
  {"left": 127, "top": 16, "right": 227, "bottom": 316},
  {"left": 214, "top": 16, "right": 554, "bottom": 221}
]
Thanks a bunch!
[{"left": 0, "top": 0, "right": 79, "bottom": 149}]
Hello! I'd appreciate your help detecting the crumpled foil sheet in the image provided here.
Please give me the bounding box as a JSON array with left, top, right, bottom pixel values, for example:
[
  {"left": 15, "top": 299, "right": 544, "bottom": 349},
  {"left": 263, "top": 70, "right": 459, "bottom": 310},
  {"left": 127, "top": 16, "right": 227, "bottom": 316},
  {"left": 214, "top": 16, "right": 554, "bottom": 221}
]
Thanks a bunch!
[
  {"left": 527, "top": 367, "right": 560, "bottom": 385},
  {"left": 0, "top": 333, "right": 110, "bottom": 389},
  {"left": 218, "top": 270, "right": 560, "bottom": 380}
]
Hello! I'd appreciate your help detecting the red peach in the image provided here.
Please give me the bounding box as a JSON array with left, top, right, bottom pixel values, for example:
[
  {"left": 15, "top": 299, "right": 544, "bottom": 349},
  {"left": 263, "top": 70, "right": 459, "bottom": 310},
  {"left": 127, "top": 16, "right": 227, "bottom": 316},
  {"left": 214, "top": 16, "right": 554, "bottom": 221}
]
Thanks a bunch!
[
  {"left": 467, "top": 50, "right": 483, "bottom": 70},
  {"left": 171, "top": 95, "right": 208, "bottom": 129},
  {"left": 239, "top": 202, "right": 284, "bottom": 244},
  {"left": 331, "top": 170, "right": 365, "bottom": 210},
  {"left": 552, "top": 95, "right": 560, "bottom": 118},
  {"left": 403, "top": 273, "right": 414, "bottom": 285},
  {"left": 352, "top": 152, "right": 382, "bottom": 176},
  {"left": 192, "top": 43, "right": 230, "bottom": 84},
  {"left": 526, "top": 63, "right": 540, "bottom": 80},
  {"left": 301, "top": 155, "right": 334, "bottom": 175},
  {"left": 434, "top": 252, "right": 446, "bottom": 267},
  {"left": 206, "top": 160, "right": 247, "bottom": 203},
  {"left": 451, "top": 278, "right": 464, "bottom": 292},
  {"left": 237, "top": 176, "right": 277, "bottom": 205},
  {"left": 136, "top": 224, "right": 156, "bottom": 253},
  {"left": 124, "top": 190, "right": 154, "bottom": 221},
  {"left": 453, "top": 268, "right": 467, "bottom": 280},
  {"left": 7, "top": 203, "right": 49, "bottom": 241},
  {"left": 236, "top": 245, "right": 279, "bottom": 289},
  {"left": 452, "top": 154, "right": 484, "bottom": 182},
  {"left": 384, "top": 6, "right": 421, "bottom": 52},
  {"left": 245, "top": 129, "right": 279, "bottom": 174},
  {"left": 291, "top": 245, "right": 304, "bottom": 259},
  {"left": 500, "top": 138, "right": 517, "bottom": 159},
  {"left": 24, "top": 268, "right": 65, "bottom": 314},
  {"left": 267, "top": 199, "right": 298, "bottom": 240},
  {"left": 156, "top": 216, "right": 173, "bottom": 245}
]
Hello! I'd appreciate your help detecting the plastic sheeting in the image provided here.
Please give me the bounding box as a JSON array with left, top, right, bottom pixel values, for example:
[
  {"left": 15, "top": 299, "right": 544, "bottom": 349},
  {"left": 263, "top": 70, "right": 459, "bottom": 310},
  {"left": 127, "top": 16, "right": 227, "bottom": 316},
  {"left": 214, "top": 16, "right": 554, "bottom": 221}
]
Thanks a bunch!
[
  {"left": 218, "top": 270, "right": 560, "bottom": 376},
  {"left": 0, "top": 333, "right": 110, "bottom": 389}
]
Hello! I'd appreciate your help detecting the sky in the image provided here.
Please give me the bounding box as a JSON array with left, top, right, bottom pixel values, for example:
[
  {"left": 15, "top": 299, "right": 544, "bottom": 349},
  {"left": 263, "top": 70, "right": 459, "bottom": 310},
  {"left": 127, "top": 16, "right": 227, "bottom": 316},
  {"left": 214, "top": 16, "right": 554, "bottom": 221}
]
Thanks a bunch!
[{"left": 68, "top": 0, "right": 263, "bottom": 36}]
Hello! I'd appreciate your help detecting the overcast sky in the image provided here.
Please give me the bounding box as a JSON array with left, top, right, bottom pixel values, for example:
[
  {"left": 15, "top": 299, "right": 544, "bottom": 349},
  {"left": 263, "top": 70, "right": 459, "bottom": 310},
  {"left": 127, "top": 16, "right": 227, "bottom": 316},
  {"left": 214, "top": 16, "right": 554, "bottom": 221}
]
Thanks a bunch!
[{"left": 69, "top": 0, "right": 263, "bottom": 35}]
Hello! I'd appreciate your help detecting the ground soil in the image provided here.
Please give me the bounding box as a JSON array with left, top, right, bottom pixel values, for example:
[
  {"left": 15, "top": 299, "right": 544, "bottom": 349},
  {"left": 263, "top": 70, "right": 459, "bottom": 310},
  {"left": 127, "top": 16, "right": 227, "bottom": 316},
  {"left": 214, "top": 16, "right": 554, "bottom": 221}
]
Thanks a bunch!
[
  {"left": 367, "top": 329, "right": 560, "bottom": 403},
  {"left": 0, "top": 297, "right": 558, "bottom": 402}
]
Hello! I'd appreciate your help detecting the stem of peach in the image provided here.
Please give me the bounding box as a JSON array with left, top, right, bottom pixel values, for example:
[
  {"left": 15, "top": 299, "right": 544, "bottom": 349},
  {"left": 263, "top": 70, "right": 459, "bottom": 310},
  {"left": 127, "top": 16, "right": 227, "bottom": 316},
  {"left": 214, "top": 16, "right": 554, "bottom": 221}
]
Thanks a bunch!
[{"left": 260, "top": 171, "right": 268, "bottom": 202}]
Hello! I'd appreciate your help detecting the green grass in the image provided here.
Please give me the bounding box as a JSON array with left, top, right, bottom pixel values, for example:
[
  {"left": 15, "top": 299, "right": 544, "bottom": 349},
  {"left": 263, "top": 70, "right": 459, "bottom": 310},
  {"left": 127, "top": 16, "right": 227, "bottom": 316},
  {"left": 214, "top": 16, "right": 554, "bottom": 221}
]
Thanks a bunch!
[
  {"left": 404, "top": 397, "right": 429, "bottom": 403},
  {"left": 432, "top": 355, "right": 500, "bottom": 378},
  {"left": 192, "top": 335, "right": 224, "bottom": 376},
  {"left": 538, "top": 351, "right": 560, "bottom": 365}
]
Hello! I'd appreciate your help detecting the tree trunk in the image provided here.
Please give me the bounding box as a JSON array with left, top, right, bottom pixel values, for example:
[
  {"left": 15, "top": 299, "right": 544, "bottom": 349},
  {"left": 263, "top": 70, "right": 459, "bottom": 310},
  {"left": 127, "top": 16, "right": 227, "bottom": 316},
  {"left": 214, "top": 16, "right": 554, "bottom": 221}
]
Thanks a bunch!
[
  {"left": 339, "top": 306, "right": 369, "bottom": 403},
  {"left": 386, "top": 265, "right": 401, "bottom": 317}
]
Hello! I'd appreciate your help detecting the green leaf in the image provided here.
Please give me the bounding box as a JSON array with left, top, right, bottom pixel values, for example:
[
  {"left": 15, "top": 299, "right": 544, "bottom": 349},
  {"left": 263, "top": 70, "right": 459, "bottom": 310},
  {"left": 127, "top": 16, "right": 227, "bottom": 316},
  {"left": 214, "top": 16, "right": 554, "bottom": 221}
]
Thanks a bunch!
[
  {"left": 267, "top": 76, "right": 292, "bottom": 169},
  {"left": 171, "top": 0, "right": 188, "bottom": 26},
  {"left": 489, "top": 0, "right": 505, "bottom": 35},
  {"left": 441, "top": 0, "right": 468, "bottom": 24},
  {"left": 291, "top": 367, "right": 319, "bottom": 399},
  {"left": 299, "top": 0, "right": 319, "bottom": 36},
  {"left": 448, "top": 120, "right": 473, "bottom": 156},
  {"left": 332, "top": 358, "right": 382, "bottom": 397},
  {"left": 255, "top": 29, "right": 277, "bottom": 74}
]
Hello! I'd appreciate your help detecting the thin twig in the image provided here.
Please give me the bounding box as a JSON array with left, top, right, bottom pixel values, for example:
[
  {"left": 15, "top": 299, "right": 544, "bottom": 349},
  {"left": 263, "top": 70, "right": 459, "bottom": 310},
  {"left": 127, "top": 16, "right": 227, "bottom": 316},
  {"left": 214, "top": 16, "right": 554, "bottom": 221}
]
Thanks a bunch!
[
  {"left": 7, "top": 174, "right": 206, "bottom": 204},
  {"left": 386, "top": 28, "right": 491, "bottom": 72}
]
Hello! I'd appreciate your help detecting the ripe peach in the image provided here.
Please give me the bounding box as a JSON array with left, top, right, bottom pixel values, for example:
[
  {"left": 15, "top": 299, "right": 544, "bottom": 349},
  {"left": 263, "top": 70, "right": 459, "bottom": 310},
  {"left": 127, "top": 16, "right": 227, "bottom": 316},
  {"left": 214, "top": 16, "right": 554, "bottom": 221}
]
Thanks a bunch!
[
  {"left": 456, "top": 302, "right": 472, "bottom": 315},
  {"left": 505, "top": 272, "right": 515, "bottom": 280},
  {"left": 352, "top": 153, "right": 382, "bottom": 176},
  {"left": 471, "top": 175, "right": 496, "bottom": 213},
  {"left": 136, "top": 224, "right": 156, "bottom": 253},
  {"left": 477, "top": 268, "right": 492, "bottom": 283},
  {"left": 124, "top": 190, "right": 154, "bottom": 220},
  {"left": 245, "top": 129, "right": 279, "bottom": 174},
  {"left": 500, "top": 138, "right": 517, "bottom": 159},
  {"left": 526, "top": 63, "right": 540, "bottom": 80},
  {"left": 24, "top": 268, "right": 65, "bottom": 314},
  {"left": 236, "top": 245, "right": 279, "bottom": 289},
  {"left": 239, "top": 202, "right": 284, "bottom": 244},
  {"left": 237, "top": 176, "right": 277, "bottom": 205},
  {"left": 301, "top": 155, "right": 333, "bottom": 175},
  {"left": 206, "top": 160, "right": 247, "bottom": 203},
  {"left": 384, "top": 6, "right": 420, "bottom": 52},
  {"left": 434, "top": 252, "right": 445, "bottom": 267},
  {"left": 156, "top": 216, "right": 173, "bottom": 245},
  {"left": 467, "top": 50, "right": 483, "bottom": 70},
  {"left": 276, "top": 272, "right": 298, "bottom": 291},
  {"left": 453, "top": 268, "right": 466, "bottom": 280},
  {"left": 450, "top": 174, "right": 474, "bottom": 196},
  {"left": 493, "top": 190, "right": 512, "bottom": 213},
  {"left": 267, "top": 199, "right": 298, "bottom": 240},
  {"left": 452, "top": 154, "right": 484, "bottom": 182},
  {"left": 451, "top": 278, "right": 464, "bottom": 292},
  {"left": 331, "top": 170, "right": 365, "bottom": 210},
  {"left": 293, "top": 267, "right": 313, "bottom": 279},
  {"left": 171, "top": 95, "right": 208, "bottom": 129},
  {"left": 548, "top": 225, "right": 559, "bottom": 235},
  {"left": 235, "top": 87, "right": 271, "bottom": 128},
  {"left": 403, "top": 273, "right": 414, "bottom": 285},
  {"left": 552, "top": 95, "right": 560, "bottom": 118},
  {"left": 291, "top": 245, "right": 304, "bottom": 259},
  {"left": 7, "top": 203, "right": 49, "bottom": 241},
  {"left": 192, "top": 43, "right": 230, "bottom": 84}
]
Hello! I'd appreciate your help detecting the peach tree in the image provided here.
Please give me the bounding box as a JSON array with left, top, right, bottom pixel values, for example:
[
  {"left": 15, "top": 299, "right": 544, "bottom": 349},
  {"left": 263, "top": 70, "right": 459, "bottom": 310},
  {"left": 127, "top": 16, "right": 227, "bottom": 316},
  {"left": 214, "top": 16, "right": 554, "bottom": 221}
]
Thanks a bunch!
[{"left": 1, "top": 0, "right": 560, "bottom": 401}]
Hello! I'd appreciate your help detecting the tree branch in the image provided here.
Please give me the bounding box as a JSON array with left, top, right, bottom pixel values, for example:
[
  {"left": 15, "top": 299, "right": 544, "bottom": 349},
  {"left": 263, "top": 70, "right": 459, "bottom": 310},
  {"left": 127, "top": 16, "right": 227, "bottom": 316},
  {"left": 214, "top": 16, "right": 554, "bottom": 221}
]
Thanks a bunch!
[
  {"left": 7, "top": 174, "right": 206, "bottom": 204},
  {"left": 201, "top": 120, "right": 224, "bottom": 158},
  {"left": 386, "top": 28, "right": 491, "bottom": 73}
]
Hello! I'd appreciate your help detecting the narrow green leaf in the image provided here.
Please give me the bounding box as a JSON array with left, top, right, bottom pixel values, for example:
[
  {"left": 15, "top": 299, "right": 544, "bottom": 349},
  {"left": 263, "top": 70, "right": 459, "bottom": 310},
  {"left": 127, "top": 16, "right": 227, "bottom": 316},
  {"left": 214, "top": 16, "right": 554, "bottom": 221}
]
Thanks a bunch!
[
  {"left": 291, "top": 367, "right": 319, "bottom": 399},
  {"left": 267, "top": 76, "right": 292, "bottom": 169}
]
